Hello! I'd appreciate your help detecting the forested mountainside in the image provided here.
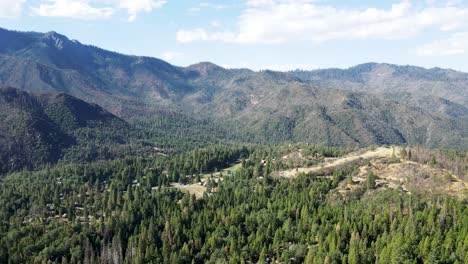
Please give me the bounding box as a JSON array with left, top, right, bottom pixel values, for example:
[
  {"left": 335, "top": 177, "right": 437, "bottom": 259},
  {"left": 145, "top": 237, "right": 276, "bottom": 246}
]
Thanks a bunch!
[
  {"left": 0, "top": 87, "right": 244, "bottom": 175},
  {"left": 0, "top": 145, "right": 466, "bottom": 263},
  {"left": 1, "top": 86, "right": 465, "bottom": 176},
  {"left": 0, "top": 87, "right": 131, "bottom": 174},
  {"left": 0, "top": 28, "right": 466, "bottom": 150}
]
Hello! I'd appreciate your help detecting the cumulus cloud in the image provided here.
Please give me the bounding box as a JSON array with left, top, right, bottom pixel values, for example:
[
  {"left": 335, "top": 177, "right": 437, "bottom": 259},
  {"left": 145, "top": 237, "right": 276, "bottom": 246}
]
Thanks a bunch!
[
  {"left": 417, "top": 32, "right": 468, "bottom": 56},
  {"left": 0, "top": 0, "right": 25, "bottom": 18},
  {"left": 31, "top": 0, "right": 166, "bottom": 21},
  {"left": 188, "top": 2, "right": 229, "bottom": 13},
  {"left": 119, "top": 0, "right": 166, "bottom": 22},
  {"left": 426, "top": 0, "right": 463, "bottom": 6},
  {"left": 176, "top": 0, "right": 468, "bottom": 44},
  {"left": 32, "top": 0, "right": 113, "bottom": 19}
]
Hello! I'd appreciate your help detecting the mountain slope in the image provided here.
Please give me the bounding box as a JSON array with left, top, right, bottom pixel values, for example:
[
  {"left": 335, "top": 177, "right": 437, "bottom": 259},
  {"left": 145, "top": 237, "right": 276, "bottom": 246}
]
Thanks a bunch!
[
  {"left": 0, "top": 28, "right": 191, "bottom": 116},
  {"left": 0, "top": 87, "right": 129, "bottom": 174},
  {"left": 0, "top": 28, "right": 466, "bottom": 149},
  {"left": 0, "top": 87, "right": 69, "bottom": 173},
  {"left": 182, "top": 68, "right": 466, "bottom": 148},
  {"left": 290, "top": 63, "right": 468, "bottom": 106}
]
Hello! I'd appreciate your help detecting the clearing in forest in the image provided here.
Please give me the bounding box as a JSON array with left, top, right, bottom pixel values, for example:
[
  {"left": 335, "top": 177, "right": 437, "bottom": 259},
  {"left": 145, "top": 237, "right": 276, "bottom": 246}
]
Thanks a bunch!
[
  {"left": 171, "top": 183, "right": 206, "bottom": 199},
  {"left": 276, "top": 145, "right": 467, "bottom": 199},
  {"left": 171, "top": 162, "right": 242, "bottom": 199},
  {"left": 278, "top": 147, "right": 397, "bottom": 178},
  {"left": 200, "top": 162, "right": 242, "bottom": 179}
]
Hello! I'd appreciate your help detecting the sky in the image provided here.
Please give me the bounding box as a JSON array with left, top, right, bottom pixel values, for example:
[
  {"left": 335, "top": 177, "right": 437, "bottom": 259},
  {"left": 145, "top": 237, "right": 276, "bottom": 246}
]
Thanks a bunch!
[{"left": 1, "top": 0, "right": 468, "bottom": 71}]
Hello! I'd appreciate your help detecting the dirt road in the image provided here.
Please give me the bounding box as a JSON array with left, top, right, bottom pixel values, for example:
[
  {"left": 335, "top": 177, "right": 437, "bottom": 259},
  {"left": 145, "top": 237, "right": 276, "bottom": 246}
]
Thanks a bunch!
[{"left": 278, "top": 147, "right": 397, "bottom": 178}]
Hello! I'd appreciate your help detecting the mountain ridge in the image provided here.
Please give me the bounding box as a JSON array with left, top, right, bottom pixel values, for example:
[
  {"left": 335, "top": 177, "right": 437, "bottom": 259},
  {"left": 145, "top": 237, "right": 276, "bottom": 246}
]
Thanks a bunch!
[{"left": 0, "top": 27, "right": 466, "bottom": 150}]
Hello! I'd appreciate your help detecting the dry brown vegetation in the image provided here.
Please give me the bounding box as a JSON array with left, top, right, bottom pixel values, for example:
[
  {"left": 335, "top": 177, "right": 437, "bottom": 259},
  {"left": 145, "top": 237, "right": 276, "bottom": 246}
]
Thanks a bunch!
[
  {"left": 276, "top": 146, "right": 468, "bottom": 199},
  {"left": 277, "top": 146, "right": 396, "bottom": 178},
  {"left": 405, "top": 146, "right": 467, "bottom": 179},
  {"left": 337, "top": 159, "right": 468, "bottom": 199},
  {"left": 171, "top": 183, "right": 206, "bottom": 199}
]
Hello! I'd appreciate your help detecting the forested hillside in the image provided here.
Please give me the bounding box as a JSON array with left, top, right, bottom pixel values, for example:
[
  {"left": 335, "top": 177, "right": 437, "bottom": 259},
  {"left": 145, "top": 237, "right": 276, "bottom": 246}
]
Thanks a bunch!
[
  {"left": 0, "top": 87, "right": 248, "bottom": 175},
  {"left": 0, "top": 87, "right": 133, "bottom": 174},
  {"left": 0, "top": 145, "right": 466, "bottom": 263}
]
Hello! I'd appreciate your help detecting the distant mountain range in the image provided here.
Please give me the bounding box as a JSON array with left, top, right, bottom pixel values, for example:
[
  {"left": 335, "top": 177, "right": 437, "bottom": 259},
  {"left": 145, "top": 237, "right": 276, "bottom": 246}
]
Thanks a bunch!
[{"left": 0, "top": 27, "right": 466, "bottom": 153}]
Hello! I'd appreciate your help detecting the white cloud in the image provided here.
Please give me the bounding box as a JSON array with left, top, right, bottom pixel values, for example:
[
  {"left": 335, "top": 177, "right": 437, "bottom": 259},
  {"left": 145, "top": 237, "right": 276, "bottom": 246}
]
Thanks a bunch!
[
  {"left": 188, "top": 2, "right": 229, "bottom": 13},
  {"left": 161, "top": 51, "right": 183, "bottom": 60},
  {"left": 426, "top": 0, "right": 463, "bottom": 6},
  {"left": 0, "top": 0, "right": 25, "bottom": 18},
  {"left": 176, "top": 0, "right": 468, "bottom": 44},
  {"left": 119, "top": 0, "right": 166, "bottom": 22},
  {"left": 31, "top": 0, "right": 166, "bottom": 21},
  {"left": 417, "top": 32, "right": 468, "bottom": 56},
  {"left": 32, "top": 0, "right": 113, "bottom": 19}
]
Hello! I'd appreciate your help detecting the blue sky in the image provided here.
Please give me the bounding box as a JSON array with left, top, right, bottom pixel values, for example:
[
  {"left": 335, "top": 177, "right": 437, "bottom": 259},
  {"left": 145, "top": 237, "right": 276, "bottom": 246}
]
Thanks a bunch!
[{"left": 1, "top": 0, "right": 468, "bottom": 71}]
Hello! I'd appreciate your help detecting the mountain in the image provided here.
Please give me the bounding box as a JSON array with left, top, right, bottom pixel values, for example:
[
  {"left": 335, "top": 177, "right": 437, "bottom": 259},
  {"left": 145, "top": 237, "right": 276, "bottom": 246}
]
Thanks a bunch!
[
  {"left": 0, "top": 28, "right": 193, "bottom": 116},
  {"left": 0, "top": 28, "right": 466, "bottom": 149},
  {"left": 289, "top": 63, "right": 468, "bottom": 106},
  {"left": 0, "top": 87, "right": 129, "bottom": 174}
]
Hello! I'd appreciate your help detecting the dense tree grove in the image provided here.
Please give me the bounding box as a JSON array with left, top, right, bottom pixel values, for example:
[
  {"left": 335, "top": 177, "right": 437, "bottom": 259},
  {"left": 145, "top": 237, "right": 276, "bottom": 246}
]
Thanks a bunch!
[{"left": 0, "top": 146, "right": 467, "bottom": 263}]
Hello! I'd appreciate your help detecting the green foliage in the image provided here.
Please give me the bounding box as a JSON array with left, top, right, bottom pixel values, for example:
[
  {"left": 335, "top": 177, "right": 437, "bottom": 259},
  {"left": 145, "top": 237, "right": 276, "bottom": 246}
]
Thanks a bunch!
[
  {"left": 366, "top": 172, "right": 378, "bottom": 191},
  {"left": 0, "top": 146, "right": 466, "bottom": 263}
]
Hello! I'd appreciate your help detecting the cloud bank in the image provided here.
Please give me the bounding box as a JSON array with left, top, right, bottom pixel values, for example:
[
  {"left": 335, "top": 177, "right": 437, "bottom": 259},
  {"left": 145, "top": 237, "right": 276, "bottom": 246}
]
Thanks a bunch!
[
  {"left": 0, "top": 0, "right": 26, "bottom": 18},
  {"left": 31, "top": 0, "right": 167, "bottom": 21},
  {"left": 176, "top": 0, "right": 468, "bottom": 45}
]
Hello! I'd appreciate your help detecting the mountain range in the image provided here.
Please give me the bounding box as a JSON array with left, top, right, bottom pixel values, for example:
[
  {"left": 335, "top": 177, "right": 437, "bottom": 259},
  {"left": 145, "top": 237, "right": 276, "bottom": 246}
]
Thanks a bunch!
[{"left": 0, "top": 27, "right": 466, "bottom": 163}]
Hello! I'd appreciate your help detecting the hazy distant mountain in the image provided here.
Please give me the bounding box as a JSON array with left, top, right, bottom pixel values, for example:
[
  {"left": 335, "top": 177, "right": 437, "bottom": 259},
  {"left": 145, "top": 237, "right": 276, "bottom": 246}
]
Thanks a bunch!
[
  {"left": 0, "top": 87, "right": 129, "bottom": 174},
  {"left": 0, "top": 28, "right": 466, "bottom": 150},
  {"left": 289, "top": 63, "right": 468, "bottom": 106}
]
